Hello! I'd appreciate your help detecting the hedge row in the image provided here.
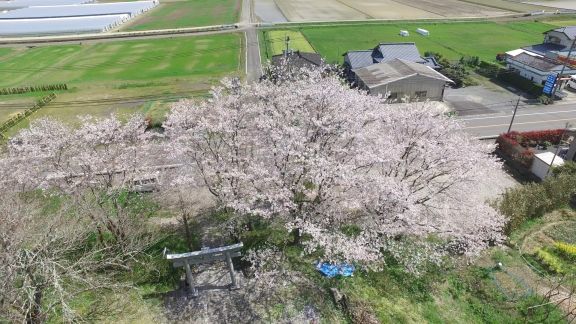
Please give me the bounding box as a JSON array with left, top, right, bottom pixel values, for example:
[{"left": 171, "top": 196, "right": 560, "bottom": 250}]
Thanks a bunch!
[
  {"left": 503, "top": 129, "right": 564, "bottom": 146},
  {"left": 476, "top": 61, "right": 544, "bottom": 98},
  {"left": 496, "top": 134, "right": 535, "bottom": 168},
  {"left": 0, "top": 84, "right": 67, "bottom": 96},
  {"left": 0, "top": 93, "right": 56, "bottom": 134}
]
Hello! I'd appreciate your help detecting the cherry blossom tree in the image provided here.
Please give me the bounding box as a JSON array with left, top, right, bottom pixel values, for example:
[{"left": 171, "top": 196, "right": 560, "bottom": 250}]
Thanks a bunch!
[
  {"left": 1, "top": 115, "right": 164, "bottom": 250},
  {"left": 164, "top": 68, "right": 506, "bottom": 269}
]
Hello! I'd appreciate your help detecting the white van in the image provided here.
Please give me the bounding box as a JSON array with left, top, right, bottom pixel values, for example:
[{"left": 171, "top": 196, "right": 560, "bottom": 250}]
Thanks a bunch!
[{"left": 567, "top": 75, "right": 576, "bottom": 89}]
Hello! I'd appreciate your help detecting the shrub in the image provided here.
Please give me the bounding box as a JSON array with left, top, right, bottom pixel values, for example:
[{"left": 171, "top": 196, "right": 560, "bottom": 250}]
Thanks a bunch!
[
  {"left": 536, "top": 249, "right": 565, "bottom": 273},
  {"left": 496, "top": 133, "right": 534, "bottom": 168},
  {"left": 554, "top": 241, "right": 576, "bottom": 261},
  {"left": 538, "top": 95, "right": 553, "bottom": 105},
  {"left": 499, "top": 173, "right": 576, "bottom": 233}
]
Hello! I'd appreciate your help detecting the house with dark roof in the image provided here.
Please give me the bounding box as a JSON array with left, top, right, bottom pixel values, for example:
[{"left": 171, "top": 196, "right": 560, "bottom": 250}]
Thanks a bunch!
[
  {"left": 343, "top": 42, "right": 440, "bottom": 83},
  {"left": 354, "top": 59, "right": 453, "bottom": 102},
  {"left": 505, "top": 26, "right": 576, "bottom": 86},
  {"left": 271, "top": 50, "right": 323, "bottom": 69}
]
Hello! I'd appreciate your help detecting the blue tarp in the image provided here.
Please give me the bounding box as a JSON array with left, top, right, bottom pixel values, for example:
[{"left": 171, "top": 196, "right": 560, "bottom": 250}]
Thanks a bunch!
[{"left": 316, "top": 262, "right": 355, "bottom": 278}]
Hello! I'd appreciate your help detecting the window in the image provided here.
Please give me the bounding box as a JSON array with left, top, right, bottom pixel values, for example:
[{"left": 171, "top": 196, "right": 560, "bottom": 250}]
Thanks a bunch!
[{"left": 415, "top": 91, "right": 427, "bottom": 98}]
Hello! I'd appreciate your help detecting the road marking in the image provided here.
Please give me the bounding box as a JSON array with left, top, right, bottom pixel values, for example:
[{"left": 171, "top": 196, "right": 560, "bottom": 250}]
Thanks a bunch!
[
  {"left": 459, "top": 109, "right": 576, "bottom": 121},
  {"left": 464, "top": 117, "right": 576, "bottom": 129}
]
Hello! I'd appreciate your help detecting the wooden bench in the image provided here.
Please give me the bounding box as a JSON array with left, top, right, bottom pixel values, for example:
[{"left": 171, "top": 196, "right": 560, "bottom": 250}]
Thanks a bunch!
[{"left": 165, "top": 242, "right": 243, "bottom": 297}]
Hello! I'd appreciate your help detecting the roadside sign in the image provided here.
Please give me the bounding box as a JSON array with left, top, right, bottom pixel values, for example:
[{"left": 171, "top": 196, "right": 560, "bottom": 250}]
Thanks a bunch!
[{"left": 543, "top": 74, "right": 557, "bottom": 95}]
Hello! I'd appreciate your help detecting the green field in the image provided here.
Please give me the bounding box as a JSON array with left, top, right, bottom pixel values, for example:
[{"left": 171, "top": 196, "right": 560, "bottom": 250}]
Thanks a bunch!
[
  {"left": 261, "top": 30, "right": 316, "bottom": 59},
  {"left": 123, "top": 0, "right": 240, "bottom": 31},
  {"left": 0, "top": 34, "right": 241, "bottom": 135},
  {"left": 299, "top": 21, "right": 556, "bottom": 63}
]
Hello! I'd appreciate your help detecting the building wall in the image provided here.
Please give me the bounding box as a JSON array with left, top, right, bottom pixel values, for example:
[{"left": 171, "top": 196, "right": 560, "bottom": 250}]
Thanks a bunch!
[
  {"left": 366, "top": 75, "right": 447, "bottom": 102},
  {"left": 506, "top": 58, "right": 576, "bottom": 85},
  {"left": 507, "top": 60, "right": 549, "bottom": 85}
]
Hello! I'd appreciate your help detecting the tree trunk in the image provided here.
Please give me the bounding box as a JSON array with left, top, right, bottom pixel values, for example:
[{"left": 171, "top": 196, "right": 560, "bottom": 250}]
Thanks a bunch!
[
  {"left": 182, "top": 213, "right": 194, "bottom": 251},
  {"left": 291, "top": 228, "right": 302, "bottom": 246},
  {"left": 26, "top": 286, "right": 43, "bottom": 324}
]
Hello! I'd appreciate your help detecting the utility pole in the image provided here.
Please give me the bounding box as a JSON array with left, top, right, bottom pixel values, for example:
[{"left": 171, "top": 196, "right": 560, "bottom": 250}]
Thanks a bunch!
[
  {"left": 551, "top": 36, "right": 576, "bottom": 101},
  {"left": 284, "top": 35, "right": 290, "bottom": 58},
  {"left": 547, "top": 122, "right": 571, "bottom": 177},
  {"left": 507, "top": 97, "right": 521, "bottom": 133}
]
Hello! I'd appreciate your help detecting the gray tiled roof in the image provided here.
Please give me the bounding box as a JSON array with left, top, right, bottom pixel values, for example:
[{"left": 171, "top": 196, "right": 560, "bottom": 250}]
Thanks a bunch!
[
  {"left": 354, "top": 59, "right": 453, "bottom": 89},
  {"left": 508, "top": 52, "right": 562, "bottom": 72},
  {"left": 271, "top": 51, "right": 323, "bottom": 69},
  {"left": 549, "top": 26, "right": 576, "bottom": 40},
  {"left": 345, "top": 42, "right": 432, "bottom": 70},
  {"left": 523, "top": 43, "right": 567, "bottom": 56},
  {"left": 375, "top": 43, "right": 426, "bottom": 64},
  {"left": 344, "top": 50, "right": 374, "bottom": 70}
]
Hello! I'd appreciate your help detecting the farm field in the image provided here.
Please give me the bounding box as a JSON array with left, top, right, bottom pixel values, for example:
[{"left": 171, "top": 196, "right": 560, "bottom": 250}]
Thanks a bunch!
[
  {"left": 300, "top": 21, "right": 555, "bottom": 63},
  {"left": 458, "top": 0, "right": 552, "bottom": 12},
  {"left": 527, "top": 0, "right": 576, "bottom": 10},
  {"left": 122, "top": 0, "right": 240, "bottom": 31},
  {"left": 261, "top": 30, "right": 315, "bottom": 59},
  {"left": 0, "top": 34, "right": 241, "bottom": 136},
  {"left": 268, "top": 0, "right": 547, "bottom": 22}
]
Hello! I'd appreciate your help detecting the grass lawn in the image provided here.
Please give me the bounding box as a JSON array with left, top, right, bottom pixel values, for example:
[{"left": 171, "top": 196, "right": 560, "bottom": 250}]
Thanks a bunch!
[
  {"left": 299, "top": 21, "right": 556, "bottom": 64},
  {"left": 0, "top": 34, "right": 241, "bottom": 136},
  {"left": 261, "top": 30, "right": 316, "bottom": 60},
  {"left": 122, "top": 0, "right": 240, "bottom": 31}
]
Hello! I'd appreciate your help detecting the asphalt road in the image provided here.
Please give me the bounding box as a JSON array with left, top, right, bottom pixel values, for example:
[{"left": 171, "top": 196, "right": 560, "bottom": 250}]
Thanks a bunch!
[
  {"left": 241, "top": 0, "right": 263, "bottom": 83},
  {"left": 460, "top": 102, "right": 576, "bottom": 138}
]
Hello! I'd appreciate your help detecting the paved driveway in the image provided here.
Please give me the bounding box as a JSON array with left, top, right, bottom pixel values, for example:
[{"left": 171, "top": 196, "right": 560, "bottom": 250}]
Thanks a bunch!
[{"left": 444, "top": 85, "right": 521, "bottom": 116}]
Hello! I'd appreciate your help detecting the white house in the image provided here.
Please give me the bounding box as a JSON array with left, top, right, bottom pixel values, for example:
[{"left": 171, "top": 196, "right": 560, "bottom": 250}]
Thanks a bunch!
[{"left": 506, "top": 26, "right": 576, "bottom": 86}]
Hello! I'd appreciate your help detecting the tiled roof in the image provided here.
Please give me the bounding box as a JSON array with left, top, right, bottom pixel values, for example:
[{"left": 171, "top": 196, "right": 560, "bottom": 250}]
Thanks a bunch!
[
  {"left": 344, "top": 50, "right": 374, "bottom": 70},
  {"left": 523, "top": 43, "right": 567, "bottom": 56},
  {"left": 374, "top": 43, "right": 425, "bottom": 64},
  {"left": 271, "top": 51, "right": 323, "bottom": 68},
  {"left": 508, "top": 52, "right": 562, "bottom": 72},
  {"left": 548, "top": 26, "right": 576, "bottom": 40},
  {"left": 344, "top": 42, "right": 437, "bottom": 70},
  {"left": 354, "top": 59, "right": 453, "bottom": 89}
]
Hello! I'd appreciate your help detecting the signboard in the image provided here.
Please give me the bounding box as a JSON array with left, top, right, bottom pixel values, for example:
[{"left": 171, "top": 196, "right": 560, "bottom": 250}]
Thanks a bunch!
[{"left": 543, "top": 74, "right": 557, "bottom": 95}]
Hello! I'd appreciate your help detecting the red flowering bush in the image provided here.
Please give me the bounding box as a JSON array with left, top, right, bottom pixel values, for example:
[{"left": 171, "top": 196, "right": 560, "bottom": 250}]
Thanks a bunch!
[{"left": 503, "top": 130, "right": 563, "bottom": 146}]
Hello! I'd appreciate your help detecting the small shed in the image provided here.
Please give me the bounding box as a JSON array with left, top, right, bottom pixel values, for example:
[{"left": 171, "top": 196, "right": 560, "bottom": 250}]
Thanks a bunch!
[
  {"left": 531, "top": 152, "right": 564, "bottom": 180},
  {"left": 416, "top": 28, "right": 429, "bottom": 36},
  {"left": 399, "top": 30, "right": 409, "bottom": 37}
]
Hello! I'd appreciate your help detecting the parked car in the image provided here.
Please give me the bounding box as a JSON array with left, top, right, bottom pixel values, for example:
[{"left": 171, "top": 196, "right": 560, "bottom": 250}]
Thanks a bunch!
[{"left": 567, "top": 75, "right": 576, "bottom": 90}]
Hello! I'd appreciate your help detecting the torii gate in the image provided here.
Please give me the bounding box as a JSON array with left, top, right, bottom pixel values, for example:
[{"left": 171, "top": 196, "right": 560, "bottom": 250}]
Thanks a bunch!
[{"left": 165, "top": 242, "right": 243, "bottom": 297}]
